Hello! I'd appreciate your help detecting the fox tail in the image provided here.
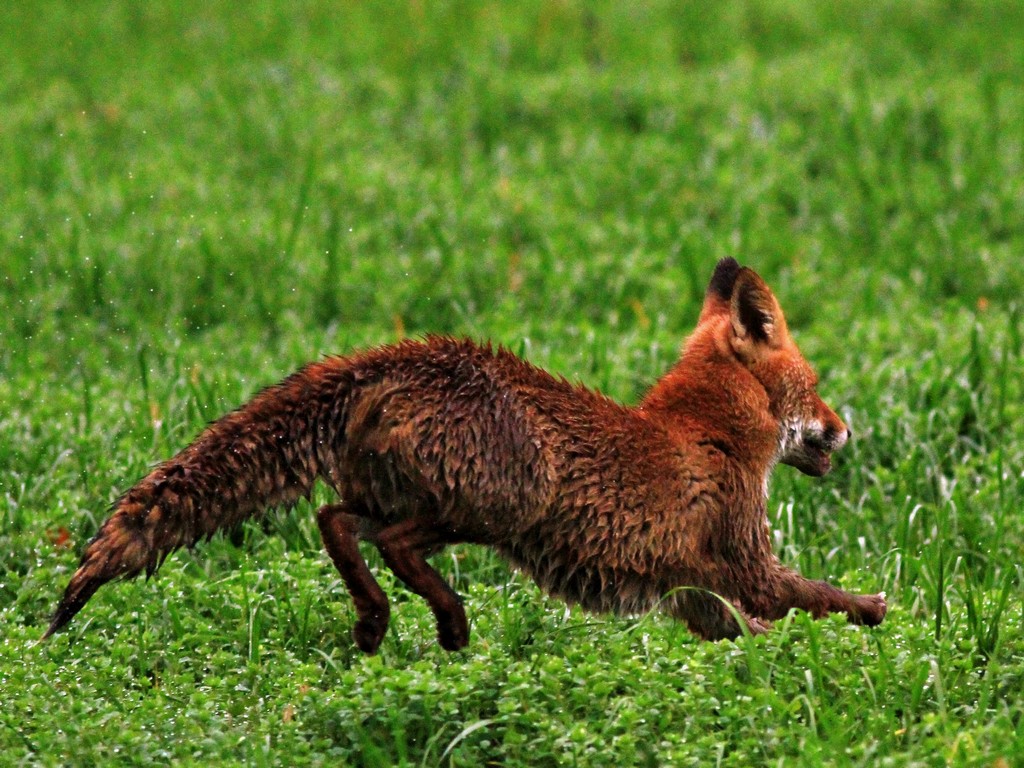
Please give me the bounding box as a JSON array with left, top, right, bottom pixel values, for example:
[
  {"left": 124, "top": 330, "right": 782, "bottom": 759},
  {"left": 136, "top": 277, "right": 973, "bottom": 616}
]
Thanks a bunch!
[{"left": 44, "top": 363, "right": 337, "bottom": 639}]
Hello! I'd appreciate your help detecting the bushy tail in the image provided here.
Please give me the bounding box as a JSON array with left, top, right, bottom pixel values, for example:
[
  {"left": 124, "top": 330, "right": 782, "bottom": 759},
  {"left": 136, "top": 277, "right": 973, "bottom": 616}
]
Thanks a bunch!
[{"left": 44, "top": 363, "right": 337, "bottom": 639}]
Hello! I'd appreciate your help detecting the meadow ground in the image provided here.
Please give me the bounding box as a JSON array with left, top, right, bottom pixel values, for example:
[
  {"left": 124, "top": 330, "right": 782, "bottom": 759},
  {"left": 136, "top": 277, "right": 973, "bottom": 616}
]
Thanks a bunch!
[{"left": 2, "top": 1, "right": 1023, "bottom": 765}]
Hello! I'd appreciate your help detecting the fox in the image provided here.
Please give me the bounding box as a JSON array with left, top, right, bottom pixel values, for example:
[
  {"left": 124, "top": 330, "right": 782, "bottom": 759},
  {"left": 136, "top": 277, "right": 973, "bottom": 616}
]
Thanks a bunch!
[{"left": 44, "top": 259, "right": 886, "bottom": 652}]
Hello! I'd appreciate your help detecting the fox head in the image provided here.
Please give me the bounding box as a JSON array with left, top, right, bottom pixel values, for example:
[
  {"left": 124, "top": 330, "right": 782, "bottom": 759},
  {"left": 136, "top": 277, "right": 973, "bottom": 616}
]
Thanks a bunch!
[{"left": 698, "top": 258, "right": 850, "bottom": 477}]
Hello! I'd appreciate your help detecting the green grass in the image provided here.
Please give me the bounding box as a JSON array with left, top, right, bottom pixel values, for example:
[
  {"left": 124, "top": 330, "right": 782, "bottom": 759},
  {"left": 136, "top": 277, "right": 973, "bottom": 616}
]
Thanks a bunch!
[{"left": 2, "top": 1, "right": 1024, "bottom": 765}]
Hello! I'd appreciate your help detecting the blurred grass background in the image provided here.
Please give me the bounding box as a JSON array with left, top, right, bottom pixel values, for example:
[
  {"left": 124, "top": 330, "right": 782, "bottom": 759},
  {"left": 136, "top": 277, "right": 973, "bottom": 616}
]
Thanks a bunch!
[{"left": 2, "top": 1, "right": 1023, "bottom": 765}]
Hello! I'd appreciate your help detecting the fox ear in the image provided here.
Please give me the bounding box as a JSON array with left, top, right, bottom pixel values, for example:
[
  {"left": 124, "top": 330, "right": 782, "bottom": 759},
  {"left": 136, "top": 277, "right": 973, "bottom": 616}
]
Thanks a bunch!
[
  {"left": 729, "top": 268, "right": 787, "bottom": 351},
  {"left": 698, "top": 258, "right": 742, "bottom": 321}
]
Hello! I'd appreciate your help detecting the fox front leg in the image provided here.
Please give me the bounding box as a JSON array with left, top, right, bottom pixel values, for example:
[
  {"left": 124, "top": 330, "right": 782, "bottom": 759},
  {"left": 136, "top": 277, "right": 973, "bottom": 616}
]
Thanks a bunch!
[
  {"left": 745, "top": 565, "right": 887, "bottom": 627},
  {"left": 666, "top": 589, "right": 772, "bottom": 641}
]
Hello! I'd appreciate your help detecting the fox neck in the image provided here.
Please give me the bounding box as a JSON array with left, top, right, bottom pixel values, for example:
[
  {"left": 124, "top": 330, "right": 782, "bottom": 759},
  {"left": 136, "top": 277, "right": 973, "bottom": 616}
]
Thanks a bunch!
[{"left": 639, "top": 329, "right": 780, "bottom": 490}]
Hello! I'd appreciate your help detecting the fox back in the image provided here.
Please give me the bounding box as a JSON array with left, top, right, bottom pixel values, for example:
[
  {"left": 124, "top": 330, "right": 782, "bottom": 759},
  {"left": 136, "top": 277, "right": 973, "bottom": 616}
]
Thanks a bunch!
[{"left": 46, "top": 259, "right": 885, "bottom": 652}]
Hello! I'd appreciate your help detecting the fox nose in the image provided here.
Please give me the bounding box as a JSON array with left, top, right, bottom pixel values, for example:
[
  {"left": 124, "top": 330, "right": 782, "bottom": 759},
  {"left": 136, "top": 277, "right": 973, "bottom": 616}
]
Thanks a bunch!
[{"left": 824, "top": 425, "right": 850, "bottom": 449}]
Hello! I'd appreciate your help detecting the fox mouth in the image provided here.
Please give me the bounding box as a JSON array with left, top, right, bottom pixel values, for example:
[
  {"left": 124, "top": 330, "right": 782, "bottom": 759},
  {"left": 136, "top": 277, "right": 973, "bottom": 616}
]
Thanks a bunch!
[
  {"left": 800, "top": 446, "right": 833, "bottom": 476},
  {"left": 787, "top": 440, "right": 835, "bottom": 476}
]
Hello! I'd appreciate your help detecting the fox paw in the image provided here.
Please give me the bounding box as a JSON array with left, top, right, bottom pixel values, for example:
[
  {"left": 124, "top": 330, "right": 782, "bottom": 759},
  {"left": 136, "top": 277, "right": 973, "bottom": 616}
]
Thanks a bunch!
[
  {"left": 746, "top": 617, "right": 772, "bottom": 636},
  {"left": 353, "top": 614, "right": 389, "bottom": 655},
  {"left": 437, "top": 615, "right": 470, "bottom": 652}
]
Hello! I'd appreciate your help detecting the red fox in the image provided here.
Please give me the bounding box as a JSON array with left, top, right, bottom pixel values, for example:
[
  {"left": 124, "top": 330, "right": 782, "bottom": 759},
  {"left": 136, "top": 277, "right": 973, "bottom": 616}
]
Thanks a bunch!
[{"left": 45, "top": 259, "right": 886, "bottom": 652}]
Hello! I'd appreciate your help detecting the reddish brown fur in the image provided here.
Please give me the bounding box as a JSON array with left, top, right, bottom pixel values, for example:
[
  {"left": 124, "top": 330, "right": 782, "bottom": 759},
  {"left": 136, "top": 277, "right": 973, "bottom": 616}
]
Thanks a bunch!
[{"left": 45, "top": 260, "right": 886, "bottom": 651}]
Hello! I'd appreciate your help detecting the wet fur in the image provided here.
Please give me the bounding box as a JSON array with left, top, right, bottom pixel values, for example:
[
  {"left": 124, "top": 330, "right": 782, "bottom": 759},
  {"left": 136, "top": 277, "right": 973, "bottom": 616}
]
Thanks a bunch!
[{"left": 46, "top": 260, "right": 886, "bottom": 651}]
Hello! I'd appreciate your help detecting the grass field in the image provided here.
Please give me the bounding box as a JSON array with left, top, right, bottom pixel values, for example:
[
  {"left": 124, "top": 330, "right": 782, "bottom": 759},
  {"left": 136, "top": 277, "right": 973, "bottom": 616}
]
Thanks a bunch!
[{"left": 2, "top": 1, "right": 1024, "bottom": 765}]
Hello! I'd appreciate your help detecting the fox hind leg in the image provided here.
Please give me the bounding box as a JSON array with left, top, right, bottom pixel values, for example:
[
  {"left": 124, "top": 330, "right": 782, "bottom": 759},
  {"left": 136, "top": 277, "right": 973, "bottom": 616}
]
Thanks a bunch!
[
  {"left": 316, "top": 502, "right": 391, "bottom": 654},
  {"left": 373, "top": 517, "right": 469, "bottom": 652}
]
